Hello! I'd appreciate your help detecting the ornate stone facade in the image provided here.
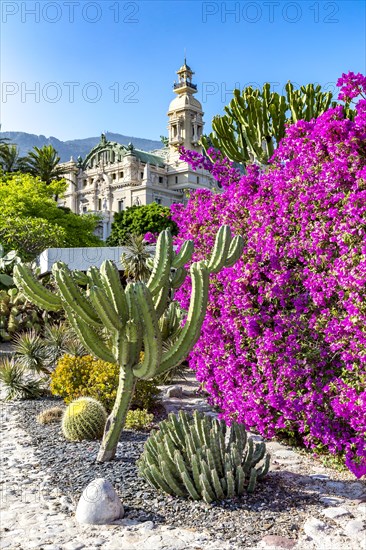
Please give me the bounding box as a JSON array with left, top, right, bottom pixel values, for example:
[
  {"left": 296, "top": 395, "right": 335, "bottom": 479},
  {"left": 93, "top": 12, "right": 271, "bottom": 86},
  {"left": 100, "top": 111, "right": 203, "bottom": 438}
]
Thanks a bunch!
[{"left": 59, "top": 62, "right": 216, "bottom": 240}]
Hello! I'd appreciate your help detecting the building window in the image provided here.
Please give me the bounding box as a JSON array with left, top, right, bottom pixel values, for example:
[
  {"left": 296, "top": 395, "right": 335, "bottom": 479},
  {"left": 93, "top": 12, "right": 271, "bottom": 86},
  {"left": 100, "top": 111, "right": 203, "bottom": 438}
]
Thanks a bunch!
[
  {"left": 112, "top": 173, "right": 116, "bottom": 180},
  {"left": 140, "top": 171, "right": 144, "bottom": 179},
  {"left": 83, "top": 179, "right": 87, "bottom": 187},
  {"left": 155, "top": 197, "right": 162, "bottom": 205},
  {"left": 159, "top": 176, "right": 163, "bottom": 184},
  {"left": 118, "top": 200, "right": 124, "bottom": 212},
  {"left": 83, "top": 206, "right": 88, "bottom": 213},
  {"left": 175, "top": 176, "right": 178, "bottom": 184},
  {"left": 90, "top": 178, "right": 94, "bottom": 184},
  {"left": 98, "top": 198, "right": 102, "bottom": 210},
  {"left": 119, "top": 171, "right": 124, "bottom": 178},
  {"left": 196, "top": 176, "right": 200, "bottom": 184}
]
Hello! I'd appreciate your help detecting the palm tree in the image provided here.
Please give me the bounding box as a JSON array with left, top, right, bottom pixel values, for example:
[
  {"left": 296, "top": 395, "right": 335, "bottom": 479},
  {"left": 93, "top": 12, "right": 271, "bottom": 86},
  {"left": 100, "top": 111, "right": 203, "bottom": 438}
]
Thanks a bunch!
[
  {"left": 120, "top": 234, "right": 153, "bottom": 282},
  {"left": 0, "top": 143, "right": 24, "bottom": 173},
  {"left": 21, "top": 145, "right": 64, "bottom": 185}
]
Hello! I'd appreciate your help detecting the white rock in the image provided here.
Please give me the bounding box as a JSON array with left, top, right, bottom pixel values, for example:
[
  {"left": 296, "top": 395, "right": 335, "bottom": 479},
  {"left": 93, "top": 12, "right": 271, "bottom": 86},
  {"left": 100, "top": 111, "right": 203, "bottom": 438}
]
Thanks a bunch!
[
  {"left": 321, "top": 506, "right": 351, "bottom": 519},
  {"left": 344, "top": 518, "right": 365, "bottom": 538},
  {"left": 75, "top": 478, "right": 124, "bottom": 525},
  {"left": 303, "top": 517, "right": 327, "bottom": 539}
]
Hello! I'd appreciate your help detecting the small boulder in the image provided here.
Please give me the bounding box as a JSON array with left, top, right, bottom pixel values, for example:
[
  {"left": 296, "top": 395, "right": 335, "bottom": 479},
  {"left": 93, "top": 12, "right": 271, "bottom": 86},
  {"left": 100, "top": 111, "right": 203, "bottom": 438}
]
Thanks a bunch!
[
  {"left": 165, "top": 385, "right": 183, "bottom": 398},
  {"left": 75, "top": 478, "right": 124, "bottom": 525}
]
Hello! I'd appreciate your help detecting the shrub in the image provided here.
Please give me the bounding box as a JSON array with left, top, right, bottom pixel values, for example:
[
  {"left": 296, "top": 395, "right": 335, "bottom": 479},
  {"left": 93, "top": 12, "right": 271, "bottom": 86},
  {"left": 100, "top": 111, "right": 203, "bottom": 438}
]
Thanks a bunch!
[
  {"left": 171, "top": 72, "right": 366, "bottom": 478},
  {"left": 62, "top": 397, "right": 107, "bottom": 441},
  {"left": 50, "top": 354, "right": 160, "bottom": 412},
  {"left": 138, "top": 410, "right": 270, "bottom": 502},
  {"left": 125, "top": 409, "right": 154, "bottom": 431},
  {"left": 37, "top": 406, "right": 64, "bottom": 424}
]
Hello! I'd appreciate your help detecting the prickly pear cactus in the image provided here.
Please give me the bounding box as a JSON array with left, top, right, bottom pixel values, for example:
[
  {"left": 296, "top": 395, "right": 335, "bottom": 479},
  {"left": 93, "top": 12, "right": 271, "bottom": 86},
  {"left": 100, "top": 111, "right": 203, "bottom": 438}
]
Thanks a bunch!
[
  {"left": 62, "top": 397, "right": 107, "bottom": 441},
  {"left": 0, "top": 288, "right": 43, "bottom": 341},
  {"left": 138, "top": 410, "right": 271, "bottom": 503}
]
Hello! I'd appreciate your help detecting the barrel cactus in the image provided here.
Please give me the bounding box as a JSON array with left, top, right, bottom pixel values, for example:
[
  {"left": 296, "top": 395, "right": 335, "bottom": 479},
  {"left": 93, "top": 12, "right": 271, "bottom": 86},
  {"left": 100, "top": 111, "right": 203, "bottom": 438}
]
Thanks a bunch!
[
  {"left": 62, "top": 397, "right": 107, "bottom": 441},
  {"left": 137, "top": 410, "right": 271, "bottom": 503}
]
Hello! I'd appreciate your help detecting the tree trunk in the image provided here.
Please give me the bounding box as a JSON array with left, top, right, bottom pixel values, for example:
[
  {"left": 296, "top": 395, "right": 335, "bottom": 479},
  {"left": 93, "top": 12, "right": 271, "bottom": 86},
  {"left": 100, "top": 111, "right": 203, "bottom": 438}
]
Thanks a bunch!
[{"left": 97, "top": 367, "right": 136, "bottom": 462}]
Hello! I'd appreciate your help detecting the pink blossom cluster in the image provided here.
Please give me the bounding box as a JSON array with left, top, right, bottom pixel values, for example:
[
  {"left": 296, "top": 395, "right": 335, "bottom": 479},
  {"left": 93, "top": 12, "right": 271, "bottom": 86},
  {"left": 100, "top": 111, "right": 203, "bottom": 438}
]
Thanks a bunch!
[{"left": 171, "top": 73, "right": 366, "bottom": 478}]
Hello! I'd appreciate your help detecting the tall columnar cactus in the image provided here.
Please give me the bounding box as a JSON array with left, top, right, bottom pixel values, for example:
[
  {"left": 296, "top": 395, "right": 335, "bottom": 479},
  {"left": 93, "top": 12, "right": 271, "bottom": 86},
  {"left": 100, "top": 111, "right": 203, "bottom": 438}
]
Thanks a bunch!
[
  {"left": 138, "top": 410, "right": 271, "bottom": 502},
  {"left": 13, "top": 226, "right": 244, "bottom": 462},
  {"left": 202, "top": 82, "right": 337, "bottom": 166}
]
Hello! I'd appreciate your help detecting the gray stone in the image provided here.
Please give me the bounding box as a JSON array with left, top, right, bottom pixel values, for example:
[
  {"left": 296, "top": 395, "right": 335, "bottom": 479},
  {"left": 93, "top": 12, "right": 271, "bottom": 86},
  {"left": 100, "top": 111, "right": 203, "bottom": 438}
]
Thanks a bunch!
[
  {"left": 165, "top": 385, "right": 183, "bottom": 398},
  {"left": 309, "top": 473, "right": 330, "bottom": 480},
  {"left": 319, "top": 496, "right": 344, "bottom": 506},
  {"left": 322, "top": 506, "right": 351, "bottom": 519},
  {"left": 140, "top": 521, "right": 155, "bottom": 531},
  {"left": 75, "top": 478, "right": 124, "bottom": 525},
  {"left": 63, "top": 544, "right": 86, "bottom": 550}
]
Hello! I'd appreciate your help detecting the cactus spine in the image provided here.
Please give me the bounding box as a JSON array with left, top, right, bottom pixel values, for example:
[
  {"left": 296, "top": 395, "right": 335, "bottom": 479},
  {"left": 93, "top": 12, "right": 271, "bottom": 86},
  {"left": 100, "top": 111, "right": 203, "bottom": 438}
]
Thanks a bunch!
[
  {"left": 13, "top": 226, "right": 244, "bottom": 462},
  {"left": 138, "top": 411, "right": 270, "bottom": 502},
  {"left": 62, "top": 397, "right": 107, "bottom": 441}
]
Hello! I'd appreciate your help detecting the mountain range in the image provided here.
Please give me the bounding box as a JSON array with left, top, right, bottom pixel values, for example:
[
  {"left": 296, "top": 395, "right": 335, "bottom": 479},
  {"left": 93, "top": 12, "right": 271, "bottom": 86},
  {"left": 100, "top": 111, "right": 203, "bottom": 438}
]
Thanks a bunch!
[{"left": 0, "top": 131, "right": 163, "bottom": 162}]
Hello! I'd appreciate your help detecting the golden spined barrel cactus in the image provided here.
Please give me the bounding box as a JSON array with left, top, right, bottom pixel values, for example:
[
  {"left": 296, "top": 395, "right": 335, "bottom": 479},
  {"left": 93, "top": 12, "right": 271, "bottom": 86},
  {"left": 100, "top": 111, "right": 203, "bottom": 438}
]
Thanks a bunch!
[
  {"left": 138, "top": 410, "right": 270, "bottom": 503},
  {"left": 62, "top": 397, "right": 107, "bottom": 441}
]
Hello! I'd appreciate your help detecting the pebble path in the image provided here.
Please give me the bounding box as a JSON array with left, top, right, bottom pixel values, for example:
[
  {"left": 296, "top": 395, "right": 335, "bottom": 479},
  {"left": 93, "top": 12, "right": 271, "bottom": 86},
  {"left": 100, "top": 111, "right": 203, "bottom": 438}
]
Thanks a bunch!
[{"left": 1, "top": 398, "right": 365, "bottom": 550}]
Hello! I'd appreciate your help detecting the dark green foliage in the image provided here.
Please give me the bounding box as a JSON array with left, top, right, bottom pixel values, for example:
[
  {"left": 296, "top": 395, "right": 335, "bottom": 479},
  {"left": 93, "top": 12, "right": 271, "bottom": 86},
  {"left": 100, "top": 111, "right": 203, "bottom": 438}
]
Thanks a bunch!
[
  {"left": 107, "top": 203, "right": 178, "bottom": 246},
  {"left": 138, "top": 410, "right": 270, "bottom": 503}
]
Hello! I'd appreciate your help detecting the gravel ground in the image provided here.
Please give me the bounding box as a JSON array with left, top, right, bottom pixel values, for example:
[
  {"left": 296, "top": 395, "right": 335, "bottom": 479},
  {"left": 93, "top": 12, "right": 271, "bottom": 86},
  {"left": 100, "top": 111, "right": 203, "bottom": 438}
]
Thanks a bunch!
[{"left": 7, "top": 398, "right": 334, "bottom": 549}]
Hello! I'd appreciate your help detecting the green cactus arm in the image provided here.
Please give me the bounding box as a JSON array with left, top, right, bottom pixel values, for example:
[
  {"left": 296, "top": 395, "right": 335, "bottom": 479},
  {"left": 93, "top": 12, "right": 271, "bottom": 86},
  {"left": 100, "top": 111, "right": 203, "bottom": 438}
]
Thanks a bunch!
[
  {"left": 207, "top": 225, "right": 232, "bottom": 273},
  {"left": 170, "top": 267, "right": 187, "bottom": 289},
  {"left": 52, "top": 263, "right": 102, "bottom": 328},
  {"left": 226, "top": 470, "right": 235, "bottom": 498},
  {"left": 100, "top": 261, "right": 129, "bottom": 324},
  {"left": 242, "top": 438, "right": 254, "bottom": 473},
  {"left": 225, "top": 235, "right": 244, "bottom": 267},
  {"left": 147, "top": 229, "right": 173, "bottom": 297},
  {"left": 89, "top": 285, "right": 123, "bottom": 332},
  {"left": 252, "top": 440, "right": 266, "bottom": 466},
  {"left": 124, "top": 283, "right": 142, "bottom": 366},
  {"left": 257, "top": 453, "right": 271, "bottom": 480},
  {"left": 13, "top": 264, "right": 62, "bottom": 311},
  {"left": 152, "top": 284, "right": 170, "bottom": 320},
  {"left": 199, "top": 471, "right": 216, "bottom": 503},
  {"left": 191, "top": 454, "right": 201, "bottom": 491},
  {"left": 211, "top": 468, "right": 225, "bottom": 500},
  {"left": 247, "top": 468, "right": 257, "bottom": 493},
  {"left": 149, "top": 463, "right": 175, "bottom": 495},
  {"left": 156, "top": 261, "right": 209, "bottom": 375},
  {"left": 160, "top": 459, "right": 186, "bottom": 497},
  {"left": 174, "top": 449, "right": 200, "bottom": 500},
  {"left": 235, "top": 465, "right": 245, "bottom": 496},
  {"left": 63, "top": 304, "right": 116, "bottom": 363},
  {"left": 86, "top": 265, "right": 104, "bottom": 287},
  {"left": 132, "top": 283, "right": 162, "bottom": 379},
  {"left": 172, "top": 240, "right": 194, "bottom": 269}
]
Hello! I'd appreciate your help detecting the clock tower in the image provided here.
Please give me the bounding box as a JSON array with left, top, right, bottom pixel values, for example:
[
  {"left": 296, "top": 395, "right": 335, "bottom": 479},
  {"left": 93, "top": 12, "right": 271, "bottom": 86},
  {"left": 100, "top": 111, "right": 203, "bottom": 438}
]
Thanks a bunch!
[{"left": 167, "top": 60, "right": 204, "bottom": 159}]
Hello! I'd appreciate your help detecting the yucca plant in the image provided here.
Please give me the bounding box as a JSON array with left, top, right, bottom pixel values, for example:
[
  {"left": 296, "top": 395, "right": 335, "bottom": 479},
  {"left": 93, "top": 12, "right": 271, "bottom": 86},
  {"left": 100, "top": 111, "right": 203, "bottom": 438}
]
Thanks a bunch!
[
  {"left": 121, "top": 234, "right": 152, "bottom": 282},
  {"left": 0, "top": 358, "right": 46, "bottom": 400},
  {"left": 42, "top": 322, "right": 77, "bottom": 367},
  {"left": 13, "top": 330, "right": 49, "bottom": 374}
]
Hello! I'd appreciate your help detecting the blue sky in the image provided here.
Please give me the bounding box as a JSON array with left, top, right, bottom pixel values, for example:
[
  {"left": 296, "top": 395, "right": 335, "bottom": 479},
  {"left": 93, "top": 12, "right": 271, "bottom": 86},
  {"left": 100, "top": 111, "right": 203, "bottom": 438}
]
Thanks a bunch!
[{"left": 1, "top": 0, "right": 365, "bottom": 141}]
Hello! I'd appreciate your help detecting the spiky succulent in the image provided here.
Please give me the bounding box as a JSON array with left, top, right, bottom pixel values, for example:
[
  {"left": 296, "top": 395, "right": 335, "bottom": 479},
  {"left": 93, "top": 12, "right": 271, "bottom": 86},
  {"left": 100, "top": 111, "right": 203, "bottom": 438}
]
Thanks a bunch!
[{"left": 138, "top": 410, "right": 270, "bottom": 502}]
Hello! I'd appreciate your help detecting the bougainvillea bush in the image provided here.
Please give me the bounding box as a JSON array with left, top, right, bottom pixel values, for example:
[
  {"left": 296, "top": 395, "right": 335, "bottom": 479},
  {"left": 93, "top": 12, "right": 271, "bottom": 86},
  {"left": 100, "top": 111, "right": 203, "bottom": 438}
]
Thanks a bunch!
[{"left": 171, "top": 73, "right": 366, "bottom": 478}]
